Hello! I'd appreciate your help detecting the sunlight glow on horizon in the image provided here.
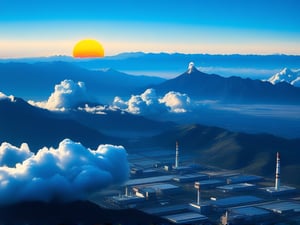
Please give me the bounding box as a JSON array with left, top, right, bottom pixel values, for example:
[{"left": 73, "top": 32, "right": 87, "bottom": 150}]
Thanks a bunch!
[
  {"left": 0, "top": 0, "right": 299, "bottom": 58},
  {"left": 0, "top": 38, "right": 300, "bottom": 59}
]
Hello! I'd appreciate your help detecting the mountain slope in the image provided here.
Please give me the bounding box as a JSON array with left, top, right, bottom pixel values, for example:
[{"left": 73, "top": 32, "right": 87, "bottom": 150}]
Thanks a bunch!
[
  {"left": 156, "top": 64, "right": 300, "bottom": 104},
  {"left": 66, "top": 108, "right": 175, "bottom": 138},
  {"left": 0, "top": 95, "right": 174, "bottom": 150},
  {"left": 0, "top": 62, "right": 165, "bottom": 102},
  {"left": 0, "top": 97, "right": 120, "bottom": 151},
  {"left": 268, "top": 68, "right": 300, "bottom": 87},
  {"left": 141, "top": 124, "right": 300, "bottom": 187}
]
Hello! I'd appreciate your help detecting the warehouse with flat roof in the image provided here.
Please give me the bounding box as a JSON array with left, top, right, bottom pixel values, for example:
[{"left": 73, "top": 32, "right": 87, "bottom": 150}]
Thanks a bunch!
[
  {"left": 163, "top": 212, "right": 208, "bottom": 224},
  {"left": 125, "top": 175, "right": 175, "bottom": 186},
  {"left": 211, "top": 195, "right": 264, "bottom": 210},
  {"left": 259, "top": 201, "right": 300, "bottom": 214},
  {"left": 227, "top": 175, "right": 263, "bottom": 184},
  {"left": 221, "top": 206, "right": 274, "bottom": 225},
  {"left": 133, "top": 183, "right": 181, "bottom": 199},
  {"left": 217, "top": 183, "right": 256, "bottom": 192},
  {"left": 173, "top": 173, "right": 208, "bottom": 183},
  {"left": 196, "top": 179, "right": 225, "bottom": 189}
]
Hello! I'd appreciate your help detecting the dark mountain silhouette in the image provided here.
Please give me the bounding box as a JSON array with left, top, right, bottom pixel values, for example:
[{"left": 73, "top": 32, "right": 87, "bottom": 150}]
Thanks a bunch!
[
  {"left": 0, "top": 97, "right": 121, "bottom": 151},
  {"left": 0, "top": 96, "right": 174, "bottom": 151},
  {"left": 66, "top": 107, "right": 175, "bottom": 138},
  {"left": 141, "top": 124, "right": 300, "bottom": 187},
  {"left": 155, "top": 64, "right": 300, "bottom": 104},
  {"left": 0, "top": 200, "right": 167, "bottom": 225},
  {"left": 0, "top": 61, "right": 165, "bottom": 102}
]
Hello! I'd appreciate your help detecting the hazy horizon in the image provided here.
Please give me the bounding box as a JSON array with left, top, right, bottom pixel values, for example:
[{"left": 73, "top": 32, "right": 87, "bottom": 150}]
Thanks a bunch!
[{"left": 1, "top": 51, "right": 300, "bottom": 60}]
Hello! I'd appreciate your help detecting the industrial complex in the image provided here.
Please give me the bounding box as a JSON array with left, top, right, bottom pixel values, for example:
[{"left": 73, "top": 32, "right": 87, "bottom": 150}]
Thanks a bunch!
[{"left": 91, "top": 143, "right": 300, "bottom": 225}]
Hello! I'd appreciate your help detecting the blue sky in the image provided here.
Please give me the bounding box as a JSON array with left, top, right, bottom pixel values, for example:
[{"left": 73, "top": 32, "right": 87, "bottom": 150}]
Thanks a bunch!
[{"left": 0, "top": 0, "right": 299, "bottom": 57}]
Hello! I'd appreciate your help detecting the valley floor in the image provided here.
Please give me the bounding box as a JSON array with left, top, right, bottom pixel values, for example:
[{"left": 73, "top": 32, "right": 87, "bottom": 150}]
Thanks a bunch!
[{"left": 90, "top": 147, "right": 300, "bottom": 225}]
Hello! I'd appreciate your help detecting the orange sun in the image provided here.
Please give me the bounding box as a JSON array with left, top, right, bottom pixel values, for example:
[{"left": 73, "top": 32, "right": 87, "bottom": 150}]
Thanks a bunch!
[{"left": 73, "top": 39, "right": 104, "bottom": 58}]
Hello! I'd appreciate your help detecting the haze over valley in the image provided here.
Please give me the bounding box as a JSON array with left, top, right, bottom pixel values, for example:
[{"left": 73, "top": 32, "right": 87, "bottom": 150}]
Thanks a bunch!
[{"left": 1, "top": 53, "right": 300, "bottom": 192}]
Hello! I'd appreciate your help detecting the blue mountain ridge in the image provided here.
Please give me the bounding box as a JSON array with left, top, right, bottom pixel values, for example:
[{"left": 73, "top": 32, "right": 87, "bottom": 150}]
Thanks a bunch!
[
  {"left": 155, "top": 65, "right": 300, "bottom": 104},
  {"left": 0, "top": 61, "right": 165, "bottom": 102}
]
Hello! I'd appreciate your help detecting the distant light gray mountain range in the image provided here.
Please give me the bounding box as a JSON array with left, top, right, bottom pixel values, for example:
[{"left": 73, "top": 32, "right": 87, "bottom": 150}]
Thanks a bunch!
[
  {"left": 1, "top": 52, "right": 300, "bottom": 79},
  {"left": 0, "top": 61, "right": 164, "bottom": 103}
]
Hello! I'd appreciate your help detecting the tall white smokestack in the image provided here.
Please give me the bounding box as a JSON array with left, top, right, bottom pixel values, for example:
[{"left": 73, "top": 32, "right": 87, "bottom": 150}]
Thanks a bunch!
[
  {"left": 175, "top": 141, "right": 179, "bottom": 168},
  {"left": 275, "top": 152, "right": 280, "bottom": 191},
  {"left": 194, "top": 182, "right": 200, "bottom": 205}
]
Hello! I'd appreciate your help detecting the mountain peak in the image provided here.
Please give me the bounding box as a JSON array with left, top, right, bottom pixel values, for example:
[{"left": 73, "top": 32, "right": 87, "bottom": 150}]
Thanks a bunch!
[
  {"left": 187, "top": 62, "right": 199, "bottom": 74},
  {"left": 280, "top": 67, "right": 292, "bottom": 75},
  {"left": 268, "top": 68, "right": 300, "bottom": 87}
]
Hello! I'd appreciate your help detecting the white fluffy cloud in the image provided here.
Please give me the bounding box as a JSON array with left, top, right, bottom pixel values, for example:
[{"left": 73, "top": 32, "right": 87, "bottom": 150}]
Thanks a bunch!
[
  {"left": 29, "top": 80, "right": 89, "bottom": 111},
  {"left": 0, "top": 139, "right": 129, "bottom": 205},
  {"left": 0, "top": 142, "right": 33, "bottom": 167},
  {"left": 113, "top": 88, "right": 191, "bottom": 115},
  {"left": 159, "top": 91, "right": 191, "bottom": 113},
  {"left": 113, "top": 88, "right": 164, "bottom": 115}
]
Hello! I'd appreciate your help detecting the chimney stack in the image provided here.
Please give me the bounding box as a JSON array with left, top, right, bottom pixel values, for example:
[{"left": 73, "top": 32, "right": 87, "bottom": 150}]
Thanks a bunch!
[
  {"left": 275, "top": 152, "right": 280, "bottom": 191},
  {"left": 175, "top": 141, "right": 179, "bottom": 168},
  {"left": 194, "top": 182, "right": 201, "bottom": 205}
]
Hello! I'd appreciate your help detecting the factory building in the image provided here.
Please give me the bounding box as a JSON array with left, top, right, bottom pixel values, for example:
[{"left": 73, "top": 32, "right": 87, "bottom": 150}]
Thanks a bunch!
[
  {"left": 202, "top": 171, "right": 240, "bottom": 179},
  {"left": 210, "top": 195, "right": 264, "bottom": 211},
  {"left": 217, "top": 183, "right": 256, "bottom": 192},
  {"left": 188, "top": 182, "right": 212, "bottom": 214},
  {"left": 262, "top": 152, "right": 296, "bottom": 195},
  {"left": 173, "top": 173, "right": 208, "bottom": 183},
  {"left": 125, "top": 175, "right": 175, "bottom": 186},
  {"left": 220, "top": 206, "right": 274, "bottom": 225},
  {"left": 109, "top": 195, "right": 145, "bottom": 208},
  {"left": 195, "top": 179, "right": 225, "bottom": 189},
  {"left": 226, "top": 174, "right": 263, "bottom": 184},
  {"left": 263, "top": 185, "right": 297, "bottom": 195},
  {"left": 163, "top": 212, "right": 208, "bottom": 225},
  {"left": 133, "top": 183, "right": 181, "bottom": 199},
  {"left": 130, "top": 168, "right": 159, "bottom": 178},
  {"left": 142, "top": 204, "right": 189, "bottom": 216},
  {"left": 259, "top": 201, "right": 300, "bottom": 215}
]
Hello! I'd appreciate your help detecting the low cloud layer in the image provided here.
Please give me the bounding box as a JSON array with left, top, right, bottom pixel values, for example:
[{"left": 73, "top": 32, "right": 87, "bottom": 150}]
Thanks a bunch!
[
  {"left": 0, "top": 139, "right": 129, "bottom": 205},
  {"left": 113, "top": 88, "right": 191, "bottom": 115},
  {"left": 29, "top": 80, "right": 89, "bottom": 111},
  {"left": 27, "top": 80, "right": 192, "bottom": 115}
]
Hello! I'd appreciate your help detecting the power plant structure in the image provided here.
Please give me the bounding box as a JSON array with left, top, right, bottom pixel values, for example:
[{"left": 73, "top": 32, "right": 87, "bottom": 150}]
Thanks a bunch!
[
  {"left": 263, "top": 152, "right": 296, "bottom": 195},
  {"left": 104, "top": 147, "right": 299, "bottom": 224},
  {"left": 275, "top": 152, "right": 280, "bottom": 191},
  {"left": 195, "top": 182, "right": 201, "bottom": 206},
  {"left": 175, "top": 141, "right": 179, "bottom": 169}
]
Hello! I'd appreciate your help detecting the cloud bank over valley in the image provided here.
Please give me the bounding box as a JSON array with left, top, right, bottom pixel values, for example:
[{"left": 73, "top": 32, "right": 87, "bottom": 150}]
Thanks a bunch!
[
  {"left": 113, "top": 88, "right": 192, "bottom": 115},
  {"left": 0, "top": 139, "right": 129, "bottom": 205},
  {"left": 29, "top": 80, "right": 90, "bottom": 111}
]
